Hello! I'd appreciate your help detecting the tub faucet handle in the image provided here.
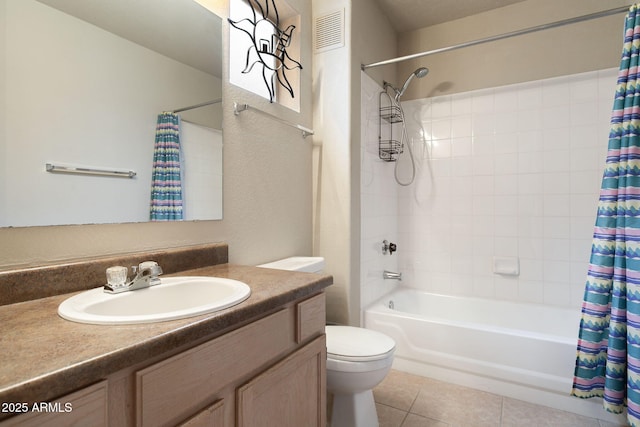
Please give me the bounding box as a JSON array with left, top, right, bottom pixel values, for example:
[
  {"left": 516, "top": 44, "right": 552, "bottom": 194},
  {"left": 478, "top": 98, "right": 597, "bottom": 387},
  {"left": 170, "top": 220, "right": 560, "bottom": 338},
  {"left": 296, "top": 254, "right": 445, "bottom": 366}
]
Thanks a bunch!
[{"left": 382, "top": 240, "right": 397, "bottom": 255}]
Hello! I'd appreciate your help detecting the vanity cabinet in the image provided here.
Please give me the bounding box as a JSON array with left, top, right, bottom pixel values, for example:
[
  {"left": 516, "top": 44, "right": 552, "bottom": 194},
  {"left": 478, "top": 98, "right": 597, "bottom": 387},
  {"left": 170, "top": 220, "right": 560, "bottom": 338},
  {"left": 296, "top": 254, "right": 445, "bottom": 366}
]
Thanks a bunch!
[
  {"left": 2, "top": 292, "right": 326, "bottom": 427},
  {"left": 0, "top": 381, "right": 108, "bottom": 426},
  {"left": 136, "top": 292, "right": 326, "bottom": 427}
]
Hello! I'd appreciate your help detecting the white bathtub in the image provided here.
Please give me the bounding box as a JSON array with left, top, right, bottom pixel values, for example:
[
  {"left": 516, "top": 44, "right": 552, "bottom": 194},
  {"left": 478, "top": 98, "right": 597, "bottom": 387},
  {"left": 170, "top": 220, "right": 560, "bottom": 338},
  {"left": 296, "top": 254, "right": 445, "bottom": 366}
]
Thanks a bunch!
[{"left": 364, "top": 288, "right": 626, "bottom": 423}]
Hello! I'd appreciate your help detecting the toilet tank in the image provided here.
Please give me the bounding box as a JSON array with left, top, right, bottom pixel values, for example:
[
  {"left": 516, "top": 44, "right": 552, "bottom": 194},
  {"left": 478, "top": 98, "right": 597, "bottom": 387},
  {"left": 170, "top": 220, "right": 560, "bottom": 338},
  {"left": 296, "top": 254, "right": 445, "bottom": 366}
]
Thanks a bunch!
[{"left": 257, "top": 256, "right": 325, "bottom": 273}]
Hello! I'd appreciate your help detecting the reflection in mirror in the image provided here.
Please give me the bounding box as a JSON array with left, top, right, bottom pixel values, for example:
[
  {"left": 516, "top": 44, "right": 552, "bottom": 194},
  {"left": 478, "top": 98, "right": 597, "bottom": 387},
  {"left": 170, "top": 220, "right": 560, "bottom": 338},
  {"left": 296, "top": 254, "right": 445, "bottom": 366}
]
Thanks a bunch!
[{"left": 0, "top": 0, "right": 223, "bottom": 227}]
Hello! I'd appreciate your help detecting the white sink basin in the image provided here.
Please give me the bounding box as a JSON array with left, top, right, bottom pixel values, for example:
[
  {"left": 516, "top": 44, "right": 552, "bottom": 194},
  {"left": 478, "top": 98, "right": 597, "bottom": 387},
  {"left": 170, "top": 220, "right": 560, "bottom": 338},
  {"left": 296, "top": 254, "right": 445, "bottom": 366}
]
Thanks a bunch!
[{"left": 58, "top": 276, "right": 251, "bottom": 325}]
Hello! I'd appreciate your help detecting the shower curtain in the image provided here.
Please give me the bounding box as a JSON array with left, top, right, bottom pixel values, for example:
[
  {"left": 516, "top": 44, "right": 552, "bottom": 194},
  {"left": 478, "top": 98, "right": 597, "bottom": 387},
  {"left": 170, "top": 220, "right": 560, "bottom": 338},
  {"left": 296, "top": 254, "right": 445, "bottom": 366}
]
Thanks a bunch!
[
  {"left": 572, "top": 4, "right": 640, "bottom": 425},
  {"left": 149, "top": 112, "right": 183, "bottom": 221}
]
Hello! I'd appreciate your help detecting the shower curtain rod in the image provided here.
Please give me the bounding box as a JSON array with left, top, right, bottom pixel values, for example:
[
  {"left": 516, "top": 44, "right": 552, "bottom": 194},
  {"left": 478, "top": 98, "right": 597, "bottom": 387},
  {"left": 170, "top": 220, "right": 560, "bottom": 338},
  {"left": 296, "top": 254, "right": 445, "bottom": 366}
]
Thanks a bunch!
[
  {"left": 361, "top": 5, "right": 631, "bottom": 70},
  {"left": 172, "top": 98, "right": 222, "bottom": 113}
]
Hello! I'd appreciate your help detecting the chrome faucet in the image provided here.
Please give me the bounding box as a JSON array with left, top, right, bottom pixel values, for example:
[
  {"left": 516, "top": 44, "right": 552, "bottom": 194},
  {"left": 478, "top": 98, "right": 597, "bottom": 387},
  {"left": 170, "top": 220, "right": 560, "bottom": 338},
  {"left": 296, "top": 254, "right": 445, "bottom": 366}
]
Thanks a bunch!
[
  {"left": 383, "top": 270, "right": 402, "bottom": 280},
  {"left": 104, "top": 261, "right": 163, "bottom": 294}
]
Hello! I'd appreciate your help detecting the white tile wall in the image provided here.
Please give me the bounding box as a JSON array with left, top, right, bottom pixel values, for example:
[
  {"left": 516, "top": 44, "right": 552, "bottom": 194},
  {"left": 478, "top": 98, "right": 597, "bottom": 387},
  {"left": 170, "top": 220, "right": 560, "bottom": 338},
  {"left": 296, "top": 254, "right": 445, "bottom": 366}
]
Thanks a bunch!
[
  {"left": 362, "top": 68, "right": 618, "bottom": 310},
  {"left": 398, "top": 68, "right": 616, "bottom": 309}
]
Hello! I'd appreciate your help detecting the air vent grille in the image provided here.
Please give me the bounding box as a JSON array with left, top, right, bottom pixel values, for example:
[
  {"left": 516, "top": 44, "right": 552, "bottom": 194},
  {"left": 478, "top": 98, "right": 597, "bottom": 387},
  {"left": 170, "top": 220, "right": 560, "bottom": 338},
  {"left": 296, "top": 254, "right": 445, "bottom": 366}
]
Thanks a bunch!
[{"left": 314, "top": 9, "right": 345, "bottom": 53}]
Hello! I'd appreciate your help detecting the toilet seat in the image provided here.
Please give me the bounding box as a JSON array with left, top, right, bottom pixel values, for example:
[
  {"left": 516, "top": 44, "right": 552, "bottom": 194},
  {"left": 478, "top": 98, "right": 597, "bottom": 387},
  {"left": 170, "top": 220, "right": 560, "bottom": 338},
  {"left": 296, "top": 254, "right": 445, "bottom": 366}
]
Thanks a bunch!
[
  {"left": 326, "top": 326, "right": 396, "bottom": 362},
  {"left": 325, "top": 326, "right": 395, "bottom": 427}
]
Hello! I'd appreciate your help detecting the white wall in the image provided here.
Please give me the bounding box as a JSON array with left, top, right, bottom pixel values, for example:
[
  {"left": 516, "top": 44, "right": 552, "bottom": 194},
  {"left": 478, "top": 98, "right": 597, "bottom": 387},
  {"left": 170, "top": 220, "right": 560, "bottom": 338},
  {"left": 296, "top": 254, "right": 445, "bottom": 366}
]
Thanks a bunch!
[
  {"left": 397, "top": 0, "right": 629, "bottom": 100},
  {"left": 394, "top": 69, "right": 615, "bottom": 309},
  {"left": 181, "top": 122, "right": 223, "bottom": 221}
]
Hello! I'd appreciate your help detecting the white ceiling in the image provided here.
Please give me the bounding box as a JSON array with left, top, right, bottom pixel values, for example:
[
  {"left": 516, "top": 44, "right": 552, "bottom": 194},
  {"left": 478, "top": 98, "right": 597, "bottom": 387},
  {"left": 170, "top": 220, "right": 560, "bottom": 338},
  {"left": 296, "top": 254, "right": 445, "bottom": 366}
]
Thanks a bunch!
[
  {"left": 374, "top": 0, "right": 528, "bottom": 32},
  {"left": 36, "top": 0, "right": 223, "bottom": 78}
]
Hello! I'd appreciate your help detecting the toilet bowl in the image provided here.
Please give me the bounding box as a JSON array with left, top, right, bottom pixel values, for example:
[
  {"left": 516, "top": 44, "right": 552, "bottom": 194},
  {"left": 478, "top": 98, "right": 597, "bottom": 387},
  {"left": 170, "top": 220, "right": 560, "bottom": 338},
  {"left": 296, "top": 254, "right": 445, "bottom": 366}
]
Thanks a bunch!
[
  {"left": 257, "top": 256, "right": 396, "bottom": 427},
  {"left": 326, "top": 325, "right": 395, "bottom": 427}
]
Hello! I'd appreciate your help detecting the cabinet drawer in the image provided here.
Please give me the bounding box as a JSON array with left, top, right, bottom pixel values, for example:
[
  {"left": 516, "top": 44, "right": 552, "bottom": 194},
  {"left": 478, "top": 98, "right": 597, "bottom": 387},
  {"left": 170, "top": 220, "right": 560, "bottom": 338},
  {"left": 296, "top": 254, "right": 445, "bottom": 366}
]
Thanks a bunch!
[
  {"left": 0, "top": 381, "right": 108, "bottom": 427},
  {"left": 296, "top": 293, "right": 325, "bottom": 343},
  {"left": 136, "top": 308, "right": 293, "bottom": 427}
]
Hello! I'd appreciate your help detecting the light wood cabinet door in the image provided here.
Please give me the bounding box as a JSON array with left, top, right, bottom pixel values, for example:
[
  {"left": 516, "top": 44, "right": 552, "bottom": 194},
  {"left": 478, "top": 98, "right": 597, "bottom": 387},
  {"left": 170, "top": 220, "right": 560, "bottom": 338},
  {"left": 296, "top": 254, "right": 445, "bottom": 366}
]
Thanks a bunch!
[
  {"left": 177, "top": 399, "right": 224, "bottom": 427},
  {"left": 236, "top": 335, "right": 326, "bottom": 427},
  {"left": 0, "top": 381, "right": 108, "bottom": 427}
]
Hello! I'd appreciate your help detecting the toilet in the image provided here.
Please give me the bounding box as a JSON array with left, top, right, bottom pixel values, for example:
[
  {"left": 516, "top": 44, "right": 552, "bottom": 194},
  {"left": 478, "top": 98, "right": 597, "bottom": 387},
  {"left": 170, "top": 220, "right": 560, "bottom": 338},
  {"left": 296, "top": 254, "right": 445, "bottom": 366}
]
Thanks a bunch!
[{"left": 258, "top": 257, "right": 396, "bottom": 427}]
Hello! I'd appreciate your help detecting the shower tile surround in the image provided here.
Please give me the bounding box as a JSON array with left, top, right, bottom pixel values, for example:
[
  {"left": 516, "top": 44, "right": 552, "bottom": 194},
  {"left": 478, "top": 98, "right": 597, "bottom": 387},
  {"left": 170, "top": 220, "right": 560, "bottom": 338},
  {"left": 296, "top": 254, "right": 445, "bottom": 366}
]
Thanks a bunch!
[{"left": 361, "top": 68, "right": 617, "bottom": 310}]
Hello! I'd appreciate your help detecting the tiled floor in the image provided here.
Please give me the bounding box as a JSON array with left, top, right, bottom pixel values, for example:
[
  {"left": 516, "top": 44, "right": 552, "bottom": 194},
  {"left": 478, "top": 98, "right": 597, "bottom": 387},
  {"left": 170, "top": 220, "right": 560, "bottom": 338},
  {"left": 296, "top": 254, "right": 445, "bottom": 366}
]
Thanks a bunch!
[{"left": 372, "top": 370, "right": 628, "bottom": 427}]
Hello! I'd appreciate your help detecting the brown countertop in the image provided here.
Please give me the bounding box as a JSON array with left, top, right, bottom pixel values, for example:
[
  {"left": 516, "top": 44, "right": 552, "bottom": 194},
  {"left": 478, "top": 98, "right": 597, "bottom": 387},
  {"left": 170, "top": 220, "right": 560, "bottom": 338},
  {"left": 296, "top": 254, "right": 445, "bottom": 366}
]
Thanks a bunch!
[{"left": 0, "top": 263, "right": 332, "bottom": 415}]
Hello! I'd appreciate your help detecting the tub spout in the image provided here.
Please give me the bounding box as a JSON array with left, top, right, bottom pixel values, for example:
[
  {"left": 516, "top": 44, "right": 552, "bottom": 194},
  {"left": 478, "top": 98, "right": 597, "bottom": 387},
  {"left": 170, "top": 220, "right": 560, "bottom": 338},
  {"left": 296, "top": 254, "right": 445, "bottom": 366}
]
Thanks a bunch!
[{"left": 383, "top": 270, "right": 402, "bottom": 280}]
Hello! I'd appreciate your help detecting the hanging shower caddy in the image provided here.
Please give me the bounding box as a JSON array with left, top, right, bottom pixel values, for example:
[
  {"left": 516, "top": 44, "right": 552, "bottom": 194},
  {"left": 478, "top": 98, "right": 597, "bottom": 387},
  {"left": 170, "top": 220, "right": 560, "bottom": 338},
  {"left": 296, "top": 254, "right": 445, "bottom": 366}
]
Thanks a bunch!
[{"left": 379, "top": 91, "right": 403, "bottom": 161}]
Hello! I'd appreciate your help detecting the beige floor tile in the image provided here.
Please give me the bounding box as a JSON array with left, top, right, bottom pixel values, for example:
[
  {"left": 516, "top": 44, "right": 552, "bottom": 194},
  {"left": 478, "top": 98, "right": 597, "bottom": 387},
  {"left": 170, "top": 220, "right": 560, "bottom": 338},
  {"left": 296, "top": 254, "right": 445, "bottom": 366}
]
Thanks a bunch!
[
  {"left": 401, "top": 413, "right": 450, "bottom": 427},
  {"left": 372, "top": 370, "right": 621, "bottom": 427},
  {"left": 377, "top": 403, "right": 408, "bottom": 427},
  {"left": 409, "top": 379, "right": 502, "bottom": 426},
  {"left": 501, "top": 398, "right": 600, "bottom": 427},
  {"left": 374, "top": 369, "right": 429, "bottom": 411}
]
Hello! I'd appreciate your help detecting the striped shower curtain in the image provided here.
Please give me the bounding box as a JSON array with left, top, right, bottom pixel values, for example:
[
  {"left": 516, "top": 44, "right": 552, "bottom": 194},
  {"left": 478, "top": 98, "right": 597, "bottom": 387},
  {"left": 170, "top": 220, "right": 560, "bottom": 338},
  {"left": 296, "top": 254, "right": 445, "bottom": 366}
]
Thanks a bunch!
[
  {"left": 572, "top": 4, "right": 640, "bottom": 425},
  {"left": 149, "top": 112, "right": 183, "bottom": 221}
]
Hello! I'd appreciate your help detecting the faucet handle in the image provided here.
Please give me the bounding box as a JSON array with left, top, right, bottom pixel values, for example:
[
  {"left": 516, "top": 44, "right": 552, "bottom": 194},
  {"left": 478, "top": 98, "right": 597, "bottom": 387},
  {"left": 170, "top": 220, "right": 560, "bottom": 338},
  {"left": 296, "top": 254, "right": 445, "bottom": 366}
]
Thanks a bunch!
[
  {"left": 382, "top": 240, "right": 398, "bottom": 255},
  {"left": 138, "top": 261, "right": 163, "bottom": 277},
  {"left": 139, "top": 261, "right": 159, "bottom": 270},
  {"left": 106, "top": 266, "right": 128, "bottom": 287}
]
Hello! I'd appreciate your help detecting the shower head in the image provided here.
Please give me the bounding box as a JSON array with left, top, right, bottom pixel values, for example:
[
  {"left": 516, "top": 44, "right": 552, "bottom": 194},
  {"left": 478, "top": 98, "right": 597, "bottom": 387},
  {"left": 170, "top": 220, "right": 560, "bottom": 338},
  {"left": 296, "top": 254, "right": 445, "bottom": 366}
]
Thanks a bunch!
[{"left": 394, "top": 67, "right": 429, "bottom": 101}]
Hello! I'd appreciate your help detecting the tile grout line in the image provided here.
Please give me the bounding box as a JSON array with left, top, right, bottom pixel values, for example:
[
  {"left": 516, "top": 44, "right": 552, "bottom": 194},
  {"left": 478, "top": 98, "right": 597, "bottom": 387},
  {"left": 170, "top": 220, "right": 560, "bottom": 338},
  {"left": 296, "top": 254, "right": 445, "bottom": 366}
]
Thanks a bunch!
[
  {"left": 398, "top": 409, "right": 409, "bottom": 427},
  {"left": 393, "top": 385, "right": 418, "bottom": 426},
  {"left": 404, "top": 387, "right": 449, "bottom": 426}
]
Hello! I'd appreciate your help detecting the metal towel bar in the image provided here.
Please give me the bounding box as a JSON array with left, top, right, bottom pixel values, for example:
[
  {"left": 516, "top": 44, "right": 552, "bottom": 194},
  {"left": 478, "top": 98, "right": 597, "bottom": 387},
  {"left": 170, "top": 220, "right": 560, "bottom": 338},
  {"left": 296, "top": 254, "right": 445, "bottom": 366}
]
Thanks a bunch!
[
  {"left": 46, "top": 163, "right": 136, "bottom": 178},
  {"left": 233, "top": 102, "right": 314, "bottom": 138}
]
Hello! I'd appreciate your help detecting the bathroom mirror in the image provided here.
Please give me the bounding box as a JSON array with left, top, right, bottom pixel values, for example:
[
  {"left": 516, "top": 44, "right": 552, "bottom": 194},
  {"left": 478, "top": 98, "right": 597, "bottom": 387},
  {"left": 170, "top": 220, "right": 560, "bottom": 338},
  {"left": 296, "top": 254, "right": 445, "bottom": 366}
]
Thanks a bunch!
[{"left": 0, "top": 0, "right": 224, "bottom": 227}]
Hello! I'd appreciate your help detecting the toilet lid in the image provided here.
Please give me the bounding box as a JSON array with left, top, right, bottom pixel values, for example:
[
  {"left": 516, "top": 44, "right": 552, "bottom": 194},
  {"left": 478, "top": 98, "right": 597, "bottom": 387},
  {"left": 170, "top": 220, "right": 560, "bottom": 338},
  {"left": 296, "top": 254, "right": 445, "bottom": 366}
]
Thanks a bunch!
[{"left": 326, "top": 326, "right": 395, "bottom": 362}]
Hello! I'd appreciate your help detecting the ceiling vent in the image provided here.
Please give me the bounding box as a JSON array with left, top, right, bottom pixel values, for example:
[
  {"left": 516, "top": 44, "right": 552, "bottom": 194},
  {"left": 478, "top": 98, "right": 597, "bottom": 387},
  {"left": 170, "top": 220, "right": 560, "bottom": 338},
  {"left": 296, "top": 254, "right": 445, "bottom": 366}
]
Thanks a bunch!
[{"left": 314, "top": 9, "right": 345, "bottom": 53}]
